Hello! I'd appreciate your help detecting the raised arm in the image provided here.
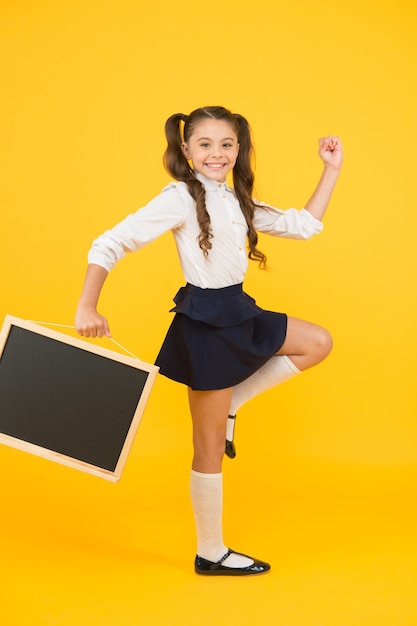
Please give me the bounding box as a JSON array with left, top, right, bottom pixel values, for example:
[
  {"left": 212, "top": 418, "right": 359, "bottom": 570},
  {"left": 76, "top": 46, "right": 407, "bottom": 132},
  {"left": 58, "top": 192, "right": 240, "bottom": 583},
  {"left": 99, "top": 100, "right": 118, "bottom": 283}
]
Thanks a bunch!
[
  {"left": 75, "top": 263, "right": 112, "bottom": 338},
  {"left": 304, "top": 136, "right": 343, "bottom": 221}
]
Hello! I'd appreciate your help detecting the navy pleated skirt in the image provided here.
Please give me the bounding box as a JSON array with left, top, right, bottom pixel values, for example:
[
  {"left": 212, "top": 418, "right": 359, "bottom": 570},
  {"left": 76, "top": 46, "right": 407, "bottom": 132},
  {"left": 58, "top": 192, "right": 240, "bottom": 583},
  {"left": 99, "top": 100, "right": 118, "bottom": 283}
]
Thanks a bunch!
[{"left": 155, "top": 283, "right": 287, "bottom": 390}]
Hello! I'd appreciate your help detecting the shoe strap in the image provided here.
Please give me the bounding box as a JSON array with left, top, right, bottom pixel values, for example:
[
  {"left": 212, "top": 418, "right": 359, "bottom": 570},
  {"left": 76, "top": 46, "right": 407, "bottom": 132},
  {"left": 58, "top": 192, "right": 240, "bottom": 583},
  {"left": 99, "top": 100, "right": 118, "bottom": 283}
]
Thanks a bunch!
[{"left": 217, "top": 549, "right": 233, "bottom": 565}]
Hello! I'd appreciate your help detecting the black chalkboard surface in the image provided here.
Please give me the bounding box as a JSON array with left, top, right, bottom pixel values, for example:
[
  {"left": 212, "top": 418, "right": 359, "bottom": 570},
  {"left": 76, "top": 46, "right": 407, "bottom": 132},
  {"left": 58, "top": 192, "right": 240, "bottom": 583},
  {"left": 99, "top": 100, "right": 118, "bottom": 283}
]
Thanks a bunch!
[{"left": 0, "top": 316, "right": 159, "bottom": 481}]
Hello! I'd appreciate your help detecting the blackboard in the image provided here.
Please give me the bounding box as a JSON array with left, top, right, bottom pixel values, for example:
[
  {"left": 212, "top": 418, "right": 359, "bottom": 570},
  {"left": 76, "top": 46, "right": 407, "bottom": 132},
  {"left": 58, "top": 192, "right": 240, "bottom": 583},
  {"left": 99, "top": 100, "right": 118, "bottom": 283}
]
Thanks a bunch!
[{"left": 0, "top": 315, "right": 159, "bottom": 481}]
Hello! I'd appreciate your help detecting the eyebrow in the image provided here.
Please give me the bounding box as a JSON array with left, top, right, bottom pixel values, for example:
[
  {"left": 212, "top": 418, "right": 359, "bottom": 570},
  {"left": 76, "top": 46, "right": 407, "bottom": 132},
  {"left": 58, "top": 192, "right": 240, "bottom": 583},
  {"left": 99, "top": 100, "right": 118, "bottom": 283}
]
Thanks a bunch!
[{"left": 196, "top": 136, "right": 237, "bottom": 142}]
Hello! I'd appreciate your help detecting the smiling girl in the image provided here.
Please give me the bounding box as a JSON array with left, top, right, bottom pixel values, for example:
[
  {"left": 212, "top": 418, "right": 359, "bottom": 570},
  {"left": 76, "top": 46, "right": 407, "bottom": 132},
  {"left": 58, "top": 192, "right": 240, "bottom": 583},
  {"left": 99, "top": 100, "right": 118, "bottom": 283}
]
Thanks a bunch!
[{"left": 75, "top": 106, "right": 343, "bottom": 576}]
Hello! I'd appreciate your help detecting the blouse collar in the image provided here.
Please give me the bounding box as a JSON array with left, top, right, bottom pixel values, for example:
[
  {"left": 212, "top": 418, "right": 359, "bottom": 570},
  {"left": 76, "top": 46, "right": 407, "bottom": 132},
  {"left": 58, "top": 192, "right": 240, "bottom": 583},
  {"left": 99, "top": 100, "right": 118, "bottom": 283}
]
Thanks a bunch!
[{"left": 194, "top": 171, "right": 230, "bottom": 192}]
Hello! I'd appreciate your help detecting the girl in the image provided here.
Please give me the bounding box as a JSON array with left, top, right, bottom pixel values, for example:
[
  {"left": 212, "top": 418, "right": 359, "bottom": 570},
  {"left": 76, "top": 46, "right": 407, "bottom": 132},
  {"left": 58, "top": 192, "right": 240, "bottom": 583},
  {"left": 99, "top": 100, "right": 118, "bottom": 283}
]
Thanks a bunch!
[{"left": 75, "top": 106, "right": 343, "bottom": 576}]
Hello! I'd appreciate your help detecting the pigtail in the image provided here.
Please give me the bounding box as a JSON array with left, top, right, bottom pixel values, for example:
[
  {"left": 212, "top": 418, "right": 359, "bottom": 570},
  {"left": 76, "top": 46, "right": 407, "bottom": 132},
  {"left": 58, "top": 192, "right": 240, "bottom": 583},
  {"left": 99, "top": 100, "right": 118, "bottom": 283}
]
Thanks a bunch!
[
  {"left": 163, "top": 112, "right": 213, "bottom": 257},
  {"left": 163, "top": 113, "right": 193, "bottom": 180},
  {"left": 233, "top": 114, "right": 268, "bottom": 269}
]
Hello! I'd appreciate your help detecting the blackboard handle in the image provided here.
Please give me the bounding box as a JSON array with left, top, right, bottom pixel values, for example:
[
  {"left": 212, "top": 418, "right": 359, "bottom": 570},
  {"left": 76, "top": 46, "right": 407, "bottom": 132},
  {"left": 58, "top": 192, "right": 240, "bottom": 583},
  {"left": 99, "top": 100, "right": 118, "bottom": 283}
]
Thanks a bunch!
[{"left": 26, "top": 319, "right": 141, "bottom": 361}]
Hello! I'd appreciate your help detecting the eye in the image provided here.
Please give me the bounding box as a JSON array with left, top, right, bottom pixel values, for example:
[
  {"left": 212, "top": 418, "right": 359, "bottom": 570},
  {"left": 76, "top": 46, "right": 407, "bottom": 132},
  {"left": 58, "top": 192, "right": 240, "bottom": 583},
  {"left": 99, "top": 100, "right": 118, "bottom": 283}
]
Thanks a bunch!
[{"left": 200, "top": 143, "right": 210, "bottom": 148}]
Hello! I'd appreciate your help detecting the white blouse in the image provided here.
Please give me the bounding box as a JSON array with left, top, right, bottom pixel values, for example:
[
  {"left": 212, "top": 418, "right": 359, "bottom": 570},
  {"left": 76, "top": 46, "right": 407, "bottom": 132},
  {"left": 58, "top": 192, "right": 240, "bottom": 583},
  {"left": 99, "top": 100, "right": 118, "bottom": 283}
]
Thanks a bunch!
[{"left": 88, "top": 173, "right": 324, "bottom": 289}]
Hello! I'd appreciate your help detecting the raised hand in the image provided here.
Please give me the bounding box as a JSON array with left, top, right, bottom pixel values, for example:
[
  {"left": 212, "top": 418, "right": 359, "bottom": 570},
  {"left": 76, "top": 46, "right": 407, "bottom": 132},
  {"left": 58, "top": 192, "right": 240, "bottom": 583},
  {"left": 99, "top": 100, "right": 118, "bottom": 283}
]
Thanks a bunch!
[{"left": 318, "top": 135, "right": 343, "bottom": 169}]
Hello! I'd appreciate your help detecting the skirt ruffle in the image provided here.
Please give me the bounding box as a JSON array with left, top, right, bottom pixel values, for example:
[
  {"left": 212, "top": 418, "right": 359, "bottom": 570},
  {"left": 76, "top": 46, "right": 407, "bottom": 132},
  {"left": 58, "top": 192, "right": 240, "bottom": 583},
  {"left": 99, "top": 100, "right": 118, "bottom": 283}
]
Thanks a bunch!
[{"left": 170, "top": 282, "right": 264, "bottom": 327}]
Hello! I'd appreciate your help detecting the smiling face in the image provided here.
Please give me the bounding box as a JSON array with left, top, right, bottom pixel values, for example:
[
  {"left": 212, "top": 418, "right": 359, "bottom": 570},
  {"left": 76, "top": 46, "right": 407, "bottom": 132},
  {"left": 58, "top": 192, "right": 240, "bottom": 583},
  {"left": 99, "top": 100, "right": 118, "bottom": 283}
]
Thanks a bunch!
[{"left": 181, "top": 119, "right": 239, "bottom": 182}]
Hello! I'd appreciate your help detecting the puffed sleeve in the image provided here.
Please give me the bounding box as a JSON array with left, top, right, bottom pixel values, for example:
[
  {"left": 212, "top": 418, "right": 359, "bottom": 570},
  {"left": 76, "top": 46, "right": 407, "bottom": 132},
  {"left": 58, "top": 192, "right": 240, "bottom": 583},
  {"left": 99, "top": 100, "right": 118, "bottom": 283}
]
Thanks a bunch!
[
  {"left": 87, "top": 183, "right": 187, "bottom": 271},
  {"left": 253, "top": 201, "right": 324, "bottom": 240}
]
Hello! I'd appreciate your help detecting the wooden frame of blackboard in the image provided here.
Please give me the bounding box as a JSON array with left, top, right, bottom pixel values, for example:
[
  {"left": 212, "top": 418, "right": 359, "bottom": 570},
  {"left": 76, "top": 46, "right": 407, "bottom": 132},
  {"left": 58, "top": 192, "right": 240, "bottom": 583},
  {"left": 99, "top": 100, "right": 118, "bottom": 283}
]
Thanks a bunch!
[{"left": 0, "top": 315, "right": 159, "bottom": 482}]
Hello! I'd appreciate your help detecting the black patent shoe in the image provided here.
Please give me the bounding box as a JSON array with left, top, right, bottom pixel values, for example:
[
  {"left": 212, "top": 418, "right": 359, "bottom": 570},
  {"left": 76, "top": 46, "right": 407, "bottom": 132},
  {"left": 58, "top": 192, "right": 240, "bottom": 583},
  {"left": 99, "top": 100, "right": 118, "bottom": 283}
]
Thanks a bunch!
[
  {"left": 195, "top": 549, "right": 271, "bottom": 576},
  {"left": 225, "top": 415, "right": 236, "bottom": 459},
  {"left": 225, "top": 439, "right": 236, "bottom": 459}
]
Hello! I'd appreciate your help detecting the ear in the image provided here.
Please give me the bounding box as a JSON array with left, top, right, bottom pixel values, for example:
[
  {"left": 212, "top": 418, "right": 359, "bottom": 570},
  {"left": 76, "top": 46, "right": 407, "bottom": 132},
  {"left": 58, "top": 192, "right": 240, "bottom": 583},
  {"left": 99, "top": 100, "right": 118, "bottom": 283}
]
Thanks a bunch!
[{"left": 181, "top": 142, "right": 191, "bottom": 160}]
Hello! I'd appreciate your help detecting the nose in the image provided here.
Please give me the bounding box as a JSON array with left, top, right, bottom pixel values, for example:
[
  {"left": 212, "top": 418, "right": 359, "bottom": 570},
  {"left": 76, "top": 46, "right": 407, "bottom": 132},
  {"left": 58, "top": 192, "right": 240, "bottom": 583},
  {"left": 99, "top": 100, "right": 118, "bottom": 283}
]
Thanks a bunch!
[{"left": 210, "top": 144, "right": 223, "bottom": 158}]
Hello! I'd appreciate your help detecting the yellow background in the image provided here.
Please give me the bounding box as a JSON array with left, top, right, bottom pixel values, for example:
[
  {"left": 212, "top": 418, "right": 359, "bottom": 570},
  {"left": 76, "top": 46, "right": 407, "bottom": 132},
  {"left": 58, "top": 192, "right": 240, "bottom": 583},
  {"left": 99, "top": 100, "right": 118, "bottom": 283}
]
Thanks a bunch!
[{"left": 0, "top": 1, "right": 416, "bottom": 624}]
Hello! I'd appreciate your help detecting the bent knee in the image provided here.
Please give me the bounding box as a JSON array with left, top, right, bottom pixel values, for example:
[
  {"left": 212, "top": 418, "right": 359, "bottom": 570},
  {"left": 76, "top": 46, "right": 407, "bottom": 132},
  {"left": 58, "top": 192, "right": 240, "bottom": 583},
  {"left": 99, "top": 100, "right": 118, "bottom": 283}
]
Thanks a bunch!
[{"left": 314, "top": 326, "right": 333, "bottom": 360}]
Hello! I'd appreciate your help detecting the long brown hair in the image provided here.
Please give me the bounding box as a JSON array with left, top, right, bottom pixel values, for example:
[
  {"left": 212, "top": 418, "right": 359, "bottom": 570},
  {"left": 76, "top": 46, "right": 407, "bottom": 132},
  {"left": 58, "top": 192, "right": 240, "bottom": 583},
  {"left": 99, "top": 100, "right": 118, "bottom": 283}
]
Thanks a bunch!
[{"left": 163, "top": 106, "right": 267, "bottom": 268}]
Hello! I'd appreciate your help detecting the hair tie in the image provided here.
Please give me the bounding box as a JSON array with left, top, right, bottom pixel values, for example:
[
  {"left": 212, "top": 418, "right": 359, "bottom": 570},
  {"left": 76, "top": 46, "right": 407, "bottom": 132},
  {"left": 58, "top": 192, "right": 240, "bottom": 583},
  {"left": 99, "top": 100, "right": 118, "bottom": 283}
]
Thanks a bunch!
[{"left": 181, "top": 113, "right": 188, "bottom": 123}]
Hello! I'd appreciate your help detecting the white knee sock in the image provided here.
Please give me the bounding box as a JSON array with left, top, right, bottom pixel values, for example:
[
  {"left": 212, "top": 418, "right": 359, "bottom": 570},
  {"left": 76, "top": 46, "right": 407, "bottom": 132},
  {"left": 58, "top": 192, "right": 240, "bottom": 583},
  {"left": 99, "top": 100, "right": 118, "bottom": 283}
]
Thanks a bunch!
[
  {"left": 190, "top": 470, "right": 253, "bottom": 567},
  {"left": 227, "top": 356, "right": 301, "bottom": 440}
]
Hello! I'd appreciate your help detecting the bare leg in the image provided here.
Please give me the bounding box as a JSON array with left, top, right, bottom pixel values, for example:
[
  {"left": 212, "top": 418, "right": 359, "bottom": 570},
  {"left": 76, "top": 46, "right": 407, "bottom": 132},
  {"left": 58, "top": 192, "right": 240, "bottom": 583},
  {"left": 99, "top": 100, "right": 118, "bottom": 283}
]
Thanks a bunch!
[
  {"left": 188, "top": 387, "right": 231, "bottom": 561},
  {"left": 188, "top": 387, "right": 232, "bottom": 473},
  {"left": 188, "top": 386, "right": 268, "bottom": 571},
  {"left": 276, "top": 316, "right": 333, "bottom": 370},
  {"left": 226, "top": 316, "right": 333, "bottom": 457}
]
